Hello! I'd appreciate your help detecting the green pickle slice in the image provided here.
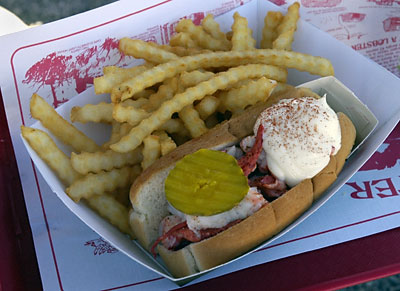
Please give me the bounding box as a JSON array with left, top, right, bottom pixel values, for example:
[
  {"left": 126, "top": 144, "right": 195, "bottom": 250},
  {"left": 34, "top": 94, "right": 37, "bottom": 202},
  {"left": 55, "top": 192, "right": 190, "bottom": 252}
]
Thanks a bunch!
[{"left": 165, "top": 149, "right": 249, "bottom": 216}]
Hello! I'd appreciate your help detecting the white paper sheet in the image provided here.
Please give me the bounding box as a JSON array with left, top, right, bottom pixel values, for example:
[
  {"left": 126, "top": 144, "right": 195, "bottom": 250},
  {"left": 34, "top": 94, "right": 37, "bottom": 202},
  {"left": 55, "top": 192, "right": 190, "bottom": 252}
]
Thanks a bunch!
[
  {"left": 0, "top": 0, "right": 400, "bottom": 289},
  {"left": 273, "top": 0, "right": 400, "bottom": 78}
]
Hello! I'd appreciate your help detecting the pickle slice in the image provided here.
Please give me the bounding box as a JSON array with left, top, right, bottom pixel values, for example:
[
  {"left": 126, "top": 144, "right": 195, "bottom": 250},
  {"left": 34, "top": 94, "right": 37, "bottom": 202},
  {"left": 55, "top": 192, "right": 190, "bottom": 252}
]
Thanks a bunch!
[{"left": 165, "top": 149, "right": 249, "bottom": 216}]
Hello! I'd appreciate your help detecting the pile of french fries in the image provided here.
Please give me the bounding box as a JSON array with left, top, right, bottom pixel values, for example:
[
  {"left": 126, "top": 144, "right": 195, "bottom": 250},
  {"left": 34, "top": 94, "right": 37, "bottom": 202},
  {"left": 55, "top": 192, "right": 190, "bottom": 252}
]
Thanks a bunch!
[{"left": 21, "top": 2, "right": 334, "bottom": 237}]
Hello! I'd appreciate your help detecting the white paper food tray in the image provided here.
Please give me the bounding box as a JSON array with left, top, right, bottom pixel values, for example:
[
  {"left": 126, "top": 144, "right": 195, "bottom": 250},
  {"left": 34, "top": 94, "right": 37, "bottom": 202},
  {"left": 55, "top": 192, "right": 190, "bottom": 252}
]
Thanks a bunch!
[
  {"left": 17, "top": 0, "right": 400, "bottom": 285},
  {"left": 21, "top": 79, "right": 378, "bottom": 285}
]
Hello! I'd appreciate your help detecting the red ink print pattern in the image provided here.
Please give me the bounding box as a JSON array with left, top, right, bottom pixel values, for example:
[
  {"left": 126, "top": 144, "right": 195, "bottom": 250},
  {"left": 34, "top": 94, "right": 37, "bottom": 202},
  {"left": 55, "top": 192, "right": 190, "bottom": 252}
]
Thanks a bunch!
[
  {"left": 269, "top": 0, "right": 287, "bottom": 5},
  {"left": 338, "top": 12, "right": 366, "bottom": 40},
  {"left": 85, "top": 237, "right": 118, "bottom": 255},
  {"left": 367, "top": 0, "right": 400, "bottom": 6},
  {"left": 23, "top": 37, "right": 129, "bottom": 108},
  {"left": 360, "top": 123, "right": 400, "bottom": 171},
  {"left": 383, "top": 17, "right": 400, "bottom": 32},
  {"left": 301, "top": 0, "right": 342, "bottom": 8}
]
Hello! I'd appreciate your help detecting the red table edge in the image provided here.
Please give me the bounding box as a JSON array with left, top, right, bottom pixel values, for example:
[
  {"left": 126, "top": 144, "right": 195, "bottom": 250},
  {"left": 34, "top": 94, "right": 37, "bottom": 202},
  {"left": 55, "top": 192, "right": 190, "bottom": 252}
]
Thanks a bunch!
[
  {"left": 304, "top": 263, "right": 400, "bottom": 291},
  {"left": 0, "top": 91, "right": 42, "bottom": 291},
  {"left": 1, "top": 87, "right": 400, "bottom": 290}
]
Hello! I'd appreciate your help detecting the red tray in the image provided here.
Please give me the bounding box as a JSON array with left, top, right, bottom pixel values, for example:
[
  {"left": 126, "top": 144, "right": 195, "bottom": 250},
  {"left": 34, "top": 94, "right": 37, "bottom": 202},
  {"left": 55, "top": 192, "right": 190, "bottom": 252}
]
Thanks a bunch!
[{"left": 1, "top": 90, "right": 399, "bottom": 290}]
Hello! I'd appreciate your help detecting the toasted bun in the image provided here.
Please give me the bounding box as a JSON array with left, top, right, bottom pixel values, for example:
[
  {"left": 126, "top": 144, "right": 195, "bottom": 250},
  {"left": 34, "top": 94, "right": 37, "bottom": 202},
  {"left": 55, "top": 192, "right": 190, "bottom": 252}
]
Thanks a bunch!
[{"left": 129, "top": 92, "right": 356, "bottom": 278}]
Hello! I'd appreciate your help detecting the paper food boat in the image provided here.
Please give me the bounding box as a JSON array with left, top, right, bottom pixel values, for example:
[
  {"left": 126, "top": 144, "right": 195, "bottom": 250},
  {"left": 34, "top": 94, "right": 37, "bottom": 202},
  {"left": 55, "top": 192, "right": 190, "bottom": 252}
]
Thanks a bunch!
[{"left": 17, "top": 0, "right": 400, "bottom": 285}]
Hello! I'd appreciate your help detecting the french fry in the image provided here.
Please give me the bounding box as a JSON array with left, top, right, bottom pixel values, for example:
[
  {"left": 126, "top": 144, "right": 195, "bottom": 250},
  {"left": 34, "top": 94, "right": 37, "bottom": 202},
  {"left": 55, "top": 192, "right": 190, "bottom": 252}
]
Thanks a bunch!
[
  {"left": 158, "top": 118, "right": 189, "bottom": 136},
  {"left": 113, "top": 103, "right": 150, "bottom": 126},
  {"left": 30, "top": 94, "right": 99, "bottom": 153},
  {"left": 102, "top": 123, "right": 133, "bottom": 149},
  {"left": 154, "top": 131, "right": 177, "bottom": 156},
  {"left": 21, "top": 126, "right": 82, "bottom": 185},
  {"left": 66, "top": 166, "right": 137, "bottom": 202},
  {"left": 169, "top": 32, "right": 198, "bottom": 48},
  {"left": 147, "top": 42, "right": 209, "bottom": 56},
  {"left": 226, "top": 30, "right": 233, "bottom": 41},
  {"left": 270, "top": 82, "right": 295, "bottom": 98},
  {"left": 102, "top": 121, "right": 121, "bottom": 150},
  {"left": 218, "top": 77, "right": 277, "bottom": 113},
  {"left": 70, "top": 98, "right": 150, "bottom": 125},
  {"left": 71, "top": 146, "right": 143, "bottom": 175},
  {"left": 86, "top": 194, "right": 134, "bottom": 236},
  {"left": 71, "top": 102, "right": 113, "bottom": 124},
  {"left": 119, "top": 38, "right": 179, "bottom": 63},
  {"left": 141, "top": 77, "right": 179, "bottom": 112},
  {"left": 201, "top": 14, "right": 231, "bottom": 49},
  {"left": 111, "top": 50, "right": 331, "bottom": 101},
  {"left": 273, "top": 2, "right": 300, "bottom": 50},
  {"left": 231, "top": 12, "right": 256, "bottom": 51},
  {"left": 273, "top": 29, "right": 296, "bottom": 51},
  {"left": 261, "top": 11, "right": 283, "bottom": 49},
  {"left": 94, "top": 64, "right": 150, "bottom": 94},
  {"left": 141, "top": 135, "right": 161, "bottom": 169},
  {"left": 111, "top": 185, "right": 131, "bottom": 207},
  {"left": 175, "top": 19, "right": 231, "bottom": 51},
  {"left": 110, "top": 64, "right": 288, "bottom": 153},
  {"left": 179, "top": 105, "right": 208, "bottom": 138},
  {"left": 121, "top": 97, "right": 150, "bottom": 108},
  {"left": 179, "top": 70, "right": 214, "bottom": 88},
  {"left": 194, "top": 95, "right": 220, "bottom": 120}
]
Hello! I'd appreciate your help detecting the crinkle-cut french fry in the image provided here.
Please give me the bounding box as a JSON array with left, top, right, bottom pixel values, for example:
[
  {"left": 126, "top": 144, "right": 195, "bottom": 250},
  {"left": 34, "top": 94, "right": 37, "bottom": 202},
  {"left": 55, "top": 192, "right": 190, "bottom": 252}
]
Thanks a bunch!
[
  {"left": 111, "top": 49, "right": 331, "bottom": 102},
  {"left": 276, "top": 2, "right": 300, "bottom": 35},
  {"left": 102, "top": 121, "right": 122, "bottom": 150},
  {"left": 66, "top": 166, "right": 136, "bottom": 202},
  {"left": 147, "top": 42, "right": 209, "bottom": 56},
  {"left": 162, "top": 45, "right": 209, "bottom": 56},
  {"left": 154, "top": 131, "right": 177, "bottom": 156},
  {"left": 226, "top": 30, "right": 233, "bottom": 41},
  {"left": 179, "top": 70, "right": 214, "bottom": 88},
  {"left": 270, "top": 82, "right": 295, "bottom": 98},
  {"left": 21, "top": 126, "right": 82, "bottom": 186},
  {"left": 141, "top": 135, "right": 161, "bottom": 169},
  {"left": 141, "top": 77, "right": 179, "bottom": 112},
  {"left": 94, "top": 65, "right": 150, "bottom": 94},
  {"left": 110, "top": 64, "right": 286, "bottom": 153},
  {"left": 273, "top": 2, "right": 300, "bottom": 50},
  {"left": 71, "top": 102, "right": 113, "bottom": 124},
  {"left": 113, "top": 103, "right": 151, "bottom": 126},
  {"left": 119, "top": 38, "right": 179, "bottom": 64},
  {"left": 231, "top": 12, "right": 256, "bottom": 51},
  {"left": 201, "top": 14, "right": 231, "bottom": 49},
  {"left": 70, "top": 97, "right": 151, "bottom": 125},
  {"left": 86, "top": 194, "right": 134, "bottom": 236},
  {"left": 179, "top": 104, "right": 208, "bottom": 138},
  {"left": 176, "top": 19, "right": 231, "bottom": 51},
  {"left": 131, "top": 89, "right": 156, "bottom": 100},
  {"left": 273, "top": 28, "right": 296, "bottom": 51},
  {"left": 261, "top": 11, "right": 283, "bottom": 49},
  {"left": 30, "top": 94, "right": 99, "bottom": 153},
  {"left": 158, "top": 118, "right": 189, "bottom": 135},
  {"left": 111, "top": 185, "right": 131, "bottom": 207},
  {"left": 169, "top": 32, "right": 198, "bottom": 48},
  {"left": 194, "top": 95, "right": 220, "bottom": 120},
  {"left": 121, "top": 97, "right": 149, "bottom": 108},
  {"left": 71, "top": 146, "right": 143, "bottom": 175},
  {"left": 102, "top": 123, "right": 134, "bottom": 149},
  {"left": 223, "top": 78, "right": 253, "bottom": 91},
  {"left": 218, "top": 77, "right": 277, "bottom": 113}
]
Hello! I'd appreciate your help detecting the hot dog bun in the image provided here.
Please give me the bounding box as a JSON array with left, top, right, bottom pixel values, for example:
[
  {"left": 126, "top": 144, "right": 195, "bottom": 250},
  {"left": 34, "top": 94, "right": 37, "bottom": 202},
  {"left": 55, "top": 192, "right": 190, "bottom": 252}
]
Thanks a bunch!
[{"left": 129, "top": 90, "right": 356, "bottom": 278}]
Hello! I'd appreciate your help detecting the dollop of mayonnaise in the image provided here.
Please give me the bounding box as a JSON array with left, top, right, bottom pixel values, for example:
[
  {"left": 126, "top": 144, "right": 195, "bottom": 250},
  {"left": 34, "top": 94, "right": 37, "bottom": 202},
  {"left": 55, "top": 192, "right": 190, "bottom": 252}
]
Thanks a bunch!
[
  {"left": 168, "top": 188, "right": 266, "bottom": 235},
  {"left": 254, "top": 96, "right": 341, "bottom": 187}
]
